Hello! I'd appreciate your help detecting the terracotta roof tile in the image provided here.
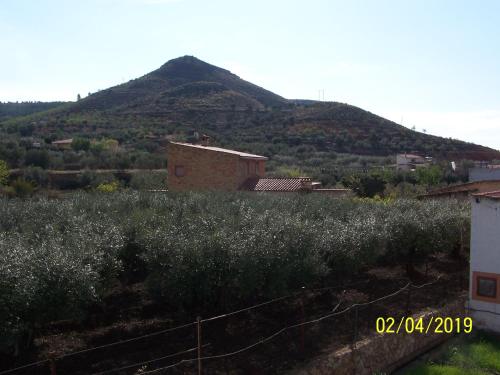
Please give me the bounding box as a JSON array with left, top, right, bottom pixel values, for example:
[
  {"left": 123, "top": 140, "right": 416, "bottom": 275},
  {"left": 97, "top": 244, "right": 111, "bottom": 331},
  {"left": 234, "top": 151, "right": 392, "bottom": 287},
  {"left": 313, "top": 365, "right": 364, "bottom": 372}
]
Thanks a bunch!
[
  {"left": 473, "top": 190, "right": 500, "bottom": 200},
  {"left": 240, "top": 177, "right": 315, "bottom": 192}
]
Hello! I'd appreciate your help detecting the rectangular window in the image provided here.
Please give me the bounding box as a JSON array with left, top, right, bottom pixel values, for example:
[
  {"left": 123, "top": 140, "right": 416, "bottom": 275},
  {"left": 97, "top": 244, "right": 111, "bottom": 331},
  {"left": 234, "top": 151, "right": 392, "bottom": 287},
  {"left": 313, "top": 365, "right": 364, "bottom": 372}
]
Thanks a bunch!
[
  {"left": 175, "top": 165, "right": 185, "bottom": 177},
  {"left": 477, "top": 276, "right": 497, "bottom": 298}
]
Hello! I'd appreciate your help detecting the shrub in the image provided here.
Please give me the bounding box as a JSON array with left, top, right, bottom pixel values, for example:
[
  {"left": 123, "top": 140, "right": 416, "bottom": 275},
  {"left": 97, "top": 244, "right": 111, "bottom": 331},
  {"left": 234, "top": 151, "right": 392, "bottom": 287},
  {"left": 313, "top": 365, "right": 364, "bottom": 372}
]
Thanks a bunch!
[
  {"left": 24, "top": 150, "right": 50, "bottom": 169},
  {"left": 96, "top": 180, "right": 119, "bottom": 193},
  {"left": 71, "top": 137, "right": 91, "bottom": 151},
  {"left": 0, "top": 160, "right": 8, "bottom": 186},
  {"left": 4, "top": 178, "right": 35, "bottom": 198}
]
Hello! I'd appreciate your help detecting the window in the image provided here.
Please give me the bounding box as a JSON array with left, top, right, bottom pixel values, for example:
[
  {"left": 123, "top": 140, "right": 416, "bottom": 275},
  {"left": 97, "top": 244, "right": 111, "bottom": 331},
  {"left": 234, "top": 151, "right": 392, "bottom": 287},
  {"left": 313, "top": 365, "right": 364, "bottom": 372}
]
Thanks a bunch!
[
  {"left": 175, "top": 165, "right": 185, "bottom": 177},
  {"left": 477, "top": 277, "right": 497, "bottom": 298}
]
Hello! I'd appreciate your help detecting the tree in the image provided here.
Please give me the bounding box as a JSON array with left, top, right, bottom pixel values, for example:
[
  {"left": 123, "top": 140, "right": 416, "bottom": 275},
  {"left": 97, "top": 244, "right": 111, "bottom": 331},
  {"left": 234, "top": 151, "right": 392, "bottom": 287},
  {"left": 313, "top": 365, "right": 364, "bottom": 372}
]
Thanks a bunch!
[
  {"left": 77, "top": 93, "right": 81, "bottom": 101},
  {"left": 416, "top": 165, "right": 442, "bottom": 187},
  {"left": 0, "top": 160, "right": 8, "bottom": 186},
  {"left": 342, "top": 172, "right": 386, "bottom": 198},
  {"left": 71, "top": 138, "right": 90, "bottom": 151},
  {"left": 24, "top": 150, "right": 50, "bottom": 169}
]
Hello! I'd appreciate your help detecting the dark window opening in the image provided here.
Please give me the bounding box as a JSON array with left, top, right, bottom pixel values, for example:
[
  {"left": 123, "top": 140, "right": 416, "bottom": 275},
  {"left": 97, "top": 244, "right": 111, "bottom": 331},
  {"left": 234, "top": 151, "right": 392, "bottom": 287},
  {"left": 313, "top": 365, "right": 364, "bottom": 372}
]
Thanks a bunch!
[
  {"left": 477, "top": 277, "right": 497, "bottom": 298},
  {"left": 175, "top": 165, "right": 185, "bottom": 177}
]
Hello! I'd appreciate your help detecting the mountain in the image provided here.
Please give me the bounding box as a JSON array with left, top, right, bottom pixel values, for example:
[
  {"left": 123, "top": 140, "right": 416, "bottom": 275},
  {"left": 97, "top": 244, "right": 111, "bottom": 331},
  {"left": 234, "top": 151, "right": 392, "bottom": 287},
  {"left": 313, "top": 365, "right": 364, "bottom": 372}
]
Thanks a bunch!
[
  {"left": 72, "top": 56, "right": 287, "bottom": 113},
  {"left": 2, "top": 56, "right": 499, "bottom": 165}
]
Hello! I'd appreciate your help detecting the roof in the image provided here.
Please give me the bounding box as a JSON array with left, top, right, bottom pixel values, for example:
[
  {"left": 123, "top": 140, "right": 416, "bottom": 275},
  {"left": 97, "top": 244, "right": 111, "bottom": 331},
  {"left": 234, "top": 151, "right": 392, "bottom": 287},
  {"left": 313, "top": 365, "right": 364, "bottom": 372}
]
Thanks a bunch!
[
  {"left": 52, "top": 138, "right": 73, "bottom": 144},
  {"left": 240, "top": 177, "right": 315, "bottom": 192},
  {"left": 473, "top": 190, "right": 500, "bottom": 200},
  {"left": 170, "top": 142, "right": 268, "bottom": 160},
  {"left": 423, "top": 180, "right": 500, "bottom": 197},
  {"left": 398, "top": 153, "right": 425, "bottom": 159}
]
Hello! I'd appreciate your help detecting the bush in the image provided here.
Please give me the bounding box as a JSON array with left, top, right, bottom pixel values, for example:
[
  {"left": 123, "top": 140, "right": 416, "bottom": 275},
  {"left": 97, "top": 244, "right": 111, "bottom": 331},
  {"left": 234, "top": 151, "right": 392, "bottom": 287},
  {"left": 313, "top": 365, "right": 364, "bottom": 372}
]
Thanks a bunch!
[
  {"left": 0, "top": 160, "right": 8, "bottom": 186},
  {"left": 96, "top": 180, "right": 119, "bottom": 193},
  {"left": 24, "top": 150, "right": 50, "bottom": 169},
  {"left": 129, "top": 171, "right": 167, "bottom": 190},
  {"left": 4, "top": 178, "right": 35, "bottom": 198},
  {"left": 23, "top": 167, "right": 49, "bottom": 188},
  {"left": 71, "top": 137, "right": 91, "bottom": 151}
]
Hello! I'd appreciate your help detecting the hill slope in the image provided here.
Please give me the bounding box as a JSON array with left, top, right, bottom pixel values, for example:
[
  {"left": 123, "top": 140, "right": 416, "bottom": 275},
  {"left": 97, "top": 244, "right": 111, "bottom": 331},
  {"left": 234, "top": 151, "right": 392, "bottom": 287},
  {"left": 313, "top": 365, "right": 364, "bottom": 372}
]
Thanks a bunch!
[
  {"left": 2, "top": 56, "right": 499, "bottom": 164},
  {"left": 0, "top": 101, "right": 68, "bottom": 120},
  {"left": 72, "top": 56, "right": 287, "bottom": 113}
]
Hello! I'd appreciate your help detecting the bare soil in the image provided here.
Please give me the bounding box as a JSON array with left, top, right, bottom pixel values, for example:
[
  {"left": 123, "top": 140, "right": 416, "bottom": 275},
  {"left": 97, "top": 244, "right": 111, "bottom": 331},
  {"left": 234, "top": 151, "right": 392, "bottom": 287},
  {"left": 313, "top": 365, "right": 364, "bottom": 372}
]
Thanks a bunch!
[{"left": 1, "top": 254, "right": 468, "bottom": 375}]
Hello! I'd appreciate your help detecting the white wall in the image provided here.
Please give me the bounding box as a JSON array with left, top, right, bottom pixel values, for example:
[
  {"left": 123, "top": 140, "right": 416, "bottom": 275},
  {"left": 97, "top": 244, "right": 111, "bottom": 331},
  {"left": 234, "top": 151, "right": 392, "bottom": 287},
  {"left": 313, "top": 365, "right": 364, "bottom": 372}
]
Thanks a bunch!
[
  {"left": 469, "top": 197, "right": 500, "bottom": 332},
  {"left": 469, "top": 167, "right": 500, "bottom": 182}
]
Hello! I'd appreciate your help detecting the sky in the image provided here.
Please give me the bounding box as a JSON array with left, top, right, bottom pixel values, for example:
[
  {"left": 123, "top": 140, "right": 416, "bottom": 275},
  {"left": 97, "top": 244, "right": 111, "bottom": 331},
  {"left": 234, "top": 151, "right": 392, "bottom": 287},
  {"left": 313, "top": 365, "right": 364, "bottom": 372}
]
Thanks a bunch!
[{"left": 1, "top": 0, "right": 499, "bottom": 150}]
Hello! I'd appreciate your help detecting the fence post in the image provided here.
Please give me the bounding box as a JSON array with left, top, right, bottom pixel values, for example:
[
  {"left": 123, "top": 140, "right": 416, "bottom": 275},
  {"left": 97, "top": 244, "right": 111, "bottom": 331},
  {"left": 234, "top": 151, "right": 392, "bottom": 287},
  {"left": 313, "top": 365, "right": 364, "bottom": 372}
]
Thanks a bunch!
[
  {"left": 300, "top": 286, "right": 306, "bottom": 354},
  {"left": 48, "top": 352, "right": 57, "bottom": 375},
  {"left": 352, "top": 306, "right": 359, "bottom": 350},
  {"left": 197, "top": 316, "right": 202, "bottom": 375},
  {"left": 405, "top": 286, "right": 412, "bottom": 314}
]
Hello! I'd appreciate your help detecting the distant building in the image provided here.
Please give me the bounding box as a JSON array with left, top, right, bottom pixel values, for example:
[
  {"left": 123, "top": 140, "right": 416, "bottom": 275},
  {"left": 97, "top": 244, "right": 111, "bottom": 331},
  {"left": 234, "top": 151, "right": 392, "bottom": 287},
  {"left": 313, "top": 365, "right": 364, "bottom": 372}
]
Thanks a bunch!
[
  {"left": 469, "top": 165, "right": 500, "bottom": 182},
  {"left": 167, "top": 139, "right": 349, "bottom": 194},
  {"left": 422, "top": 180, "right": 500, "bottom": 200},
  {"left": 396, "top": 153, "right": 431, "bottom": 171},
  {"left": 469, "top": 190, "right": 500, "bottom": 332},
  {"left": 51, "top": 138, "right": 73, "bottom": 150}
]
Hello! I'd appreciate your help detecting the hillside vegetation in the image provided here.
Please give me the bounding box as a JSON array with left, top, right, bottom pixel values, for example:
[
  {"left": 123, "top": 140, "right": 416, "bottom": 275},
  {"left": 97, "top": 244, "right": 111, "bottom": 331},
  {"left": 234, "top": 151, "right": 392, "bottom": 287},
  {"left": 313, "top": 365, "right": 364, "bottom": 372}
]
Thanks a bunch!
[
  {"left": 0, "top": 101, "right": 68, "bottom": 121},
  {"left": 1, "top": 56, "right": 498, "bottom": 177}
]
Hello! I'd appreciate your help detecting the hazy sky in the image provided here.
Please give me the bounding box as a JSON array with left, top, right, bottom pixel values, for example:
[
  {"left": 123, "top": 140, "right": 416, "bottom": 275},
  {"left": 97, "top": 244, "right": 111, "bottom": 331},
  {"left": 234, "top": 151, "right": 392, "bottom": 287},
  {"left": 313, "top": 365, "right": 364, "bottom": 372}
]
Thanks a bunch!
[{"left": 1, "top": 0, "right": 499, "bottom": 149}]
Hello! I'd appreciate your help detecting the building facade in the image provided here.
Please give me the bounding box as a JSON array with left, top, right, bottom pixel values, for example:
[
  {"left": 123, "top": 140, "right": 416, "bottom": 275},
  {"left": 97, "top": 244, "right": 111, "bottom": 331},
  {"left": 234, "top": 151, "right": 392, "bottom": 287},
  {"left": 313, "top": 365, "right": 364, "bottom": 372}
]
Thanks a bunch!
[
  {"left": 469, "top": 166, "right": 500, "bottom": 182},
  {"left": 396, "top": 153, "right": 431, "bottom": 171},
  {"left": 167, "top": 142, "right": 267, "bottom": 191},
  {"left": 469, "top": 190, "right": 500, "bottom": 332},
  {"left": 422, "top": 180, "right": 500, "bottom": 200}
]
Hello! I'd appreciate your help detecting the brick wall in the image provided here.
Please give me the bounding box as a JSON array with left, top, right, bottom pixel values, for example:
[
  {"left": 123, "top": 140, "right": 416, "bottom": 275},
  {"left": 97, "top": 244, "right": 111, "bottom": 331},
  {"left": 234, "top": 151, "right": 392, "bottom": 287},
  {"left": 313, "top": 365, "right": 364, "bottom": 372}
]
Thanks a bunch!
[{"left": 167, "top": 143, "right": 264, "bottom": 191}]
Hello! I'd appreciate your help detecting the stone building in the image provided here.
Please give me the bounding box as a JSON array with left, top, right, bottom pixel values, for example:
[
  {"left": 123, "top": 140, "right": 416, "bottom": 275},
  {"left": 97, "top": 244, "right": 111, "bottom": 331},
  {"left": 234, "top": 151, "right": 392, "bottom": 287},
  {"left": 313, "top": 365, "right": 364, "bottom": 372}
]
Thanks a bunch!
[
  {"left": 396, "top": 153, "right": 431, "bottom": 171},
  {"left": 167, "top": 140, "right": 352, "bottom": 195},
  {"left": 167, "top": 141, "right": 268, "bottom": 191}
]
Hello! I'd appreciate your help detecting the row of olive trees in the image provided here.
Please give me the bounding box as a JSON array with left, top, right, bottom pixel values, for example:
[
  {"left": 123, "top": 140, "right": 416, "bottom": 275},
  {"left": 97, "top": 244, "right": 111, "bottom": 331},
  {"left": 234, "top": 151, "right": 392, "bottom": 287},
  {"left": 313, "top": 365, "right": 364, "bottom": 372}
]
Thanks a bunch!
[{"left": 0, "top": 192, "right": 470, "bottom": 353}]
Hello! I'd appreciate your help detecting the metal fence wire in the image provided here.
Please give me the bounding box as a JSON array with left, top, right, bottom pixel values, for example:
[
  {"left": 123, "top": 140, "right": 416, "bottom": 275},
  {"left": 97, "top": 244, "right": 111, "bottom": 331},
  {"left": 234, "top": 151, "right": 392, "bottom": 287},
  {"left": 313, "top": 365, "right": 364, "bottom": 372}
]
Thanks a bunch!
[{"left": 1, "top": 276, "right": 457, "bottom": 375}]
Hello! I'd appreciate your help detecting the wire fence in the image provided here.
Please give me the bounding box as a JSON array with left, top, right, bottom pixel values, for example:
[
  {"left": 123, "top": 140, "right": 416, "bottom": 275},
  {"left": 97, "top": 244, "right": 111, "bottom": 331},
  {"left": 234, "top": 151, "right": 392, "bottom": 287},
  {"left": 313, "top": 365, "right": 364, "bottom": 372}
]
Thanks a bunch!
[{"left": 0, "top": 275, "right": 461, "bottom": 375}]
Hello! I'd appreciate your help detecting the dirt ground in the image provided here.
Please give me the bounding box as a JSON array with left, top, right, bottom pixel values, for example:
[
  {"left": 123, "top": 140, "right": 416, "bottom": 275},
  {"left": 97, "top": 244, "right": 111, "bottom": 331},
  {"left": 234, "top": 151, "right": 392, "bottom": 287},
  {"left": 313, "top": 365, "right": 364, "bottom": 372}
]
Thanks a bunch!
[{"left": 1, "top": 253, "right": 469, "bottom": 375}]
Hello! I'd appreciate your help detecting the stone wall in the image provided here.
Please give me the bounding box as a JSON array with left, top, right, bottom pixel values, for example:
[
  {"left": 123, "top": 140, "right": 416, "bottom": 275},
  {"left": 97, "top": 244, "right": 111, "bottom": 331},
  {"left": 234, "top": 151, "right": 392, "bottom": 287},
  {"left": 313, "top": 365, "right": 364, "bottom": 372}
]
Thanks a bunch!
[
  {"left": 168, "top": 143, "right": 237, "bottom": 191},
  {"left": 290, "top": 298, "right": 466, "bottom": 375}
]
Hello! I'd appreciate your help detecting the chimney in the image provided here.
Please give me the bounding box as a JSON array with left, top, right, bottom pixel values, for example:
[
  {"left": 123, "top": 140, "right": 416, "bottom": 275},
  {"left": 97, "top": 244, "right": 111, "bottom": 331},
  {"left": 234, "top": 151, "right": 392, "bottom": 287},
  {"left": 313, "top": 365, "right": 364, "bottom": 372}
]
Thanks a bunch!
[{"left": 200, "top": 134, "right": 210, "bottom": 146}]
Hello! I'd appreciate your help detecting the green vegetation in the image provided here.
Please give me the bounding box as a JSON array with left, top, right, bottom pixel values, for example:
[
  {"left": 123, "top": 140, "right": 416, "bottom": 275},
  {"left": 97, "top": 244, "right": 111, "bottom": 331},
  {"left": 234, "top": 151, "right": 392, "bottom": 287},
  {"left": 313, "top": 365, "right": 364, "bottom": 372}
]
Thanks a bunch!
[
  {"left": 3, "top": 178, "right": 34, "bottom": 198},
  {"left": 96, "top": 180, "right": 119, "bottom": 192},
  {"left": 0, "top": 101, "right": 67, "bottom": 121},
  {"left": 0, "top": 192, "right": 469, "bottom": 353},
  {"left": 403, "top": 332, "right": 500, "bottom": 375},
  {"left": 0, "top": 160, "right": 8, "bottom": 186}
]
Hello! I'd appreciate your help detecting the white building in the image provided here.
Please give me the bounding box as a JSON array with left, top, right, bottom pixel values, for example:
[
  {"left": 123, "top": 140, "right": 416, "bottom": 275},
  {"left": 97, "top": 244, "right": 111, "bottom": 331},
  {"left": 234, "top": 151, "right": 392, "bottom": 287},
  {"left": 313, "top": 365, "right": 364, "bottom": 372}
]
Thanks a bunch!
[
  {"left": 396, "top": 153, "right": 431, "bottom": 171},
  {"left": 469, "top": 165, "right": 500, "bottom": 182},
  {"left": 469, "top": 190, "right": 500, "bottom": 332}
]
